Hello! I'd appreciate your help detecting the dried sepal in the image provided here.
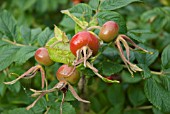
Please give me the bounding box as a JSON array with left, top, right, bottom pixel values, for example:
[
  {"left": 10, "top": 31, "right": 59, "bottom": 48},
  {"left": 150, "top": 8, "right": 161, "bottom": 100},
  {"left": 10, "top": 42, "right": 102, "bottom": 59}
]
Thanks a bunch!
[{"left": 4, "top": 65, "right": 46, "bottom": 88}]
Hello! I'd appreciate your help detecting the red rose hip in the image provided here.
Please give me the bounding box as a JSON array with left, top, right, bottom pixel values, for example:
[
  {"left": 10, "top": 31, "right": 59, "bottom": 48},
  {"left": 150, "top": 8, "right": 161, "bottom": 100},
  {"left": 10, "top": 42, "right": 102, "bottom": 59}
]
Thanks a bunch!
[
  {"left": 56, "top": 64, "right": 80, "bottom": 85},
  {"left": 34, "top": 47, "right": 54, "bottom": 66},
  {"left": 70, "top": 31, "right": 100, "bottom": 56},
  {"left": 99, "top": 21, "right": 119, "bottom": 42}
]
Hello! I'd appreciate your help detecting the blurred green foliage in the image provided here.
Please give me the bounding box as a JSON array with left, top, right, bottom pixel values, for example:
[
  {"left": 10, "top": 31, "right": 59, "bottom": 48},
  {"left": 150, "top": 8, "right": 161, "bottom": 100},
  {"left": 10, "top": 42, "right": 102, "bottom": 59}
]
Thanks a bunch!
[{"left": 0, "top": 0, "right": 170, "bottom": 114}]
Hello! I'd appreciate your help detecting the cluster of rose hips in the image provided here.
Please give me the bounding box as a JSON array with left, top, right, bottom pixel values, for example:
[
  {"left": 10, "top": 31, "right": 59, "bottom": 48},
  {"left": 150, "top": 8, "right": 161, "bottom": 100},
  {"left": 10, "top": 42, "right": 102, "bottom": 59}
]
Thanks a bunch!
[{"left": 4, "top": 21, "right": 148, "bottom": 113}]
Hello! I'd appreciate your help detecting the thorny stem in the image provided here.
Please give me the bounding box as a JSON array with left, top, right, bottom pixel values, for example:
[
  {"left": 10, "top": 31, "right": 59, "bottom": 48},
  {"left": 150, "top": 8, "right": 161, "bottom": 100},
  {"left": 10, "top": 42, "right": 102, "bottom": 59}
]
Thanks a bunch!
[{"left": 2, "top": 38, "right": 26, "bottom": 46}]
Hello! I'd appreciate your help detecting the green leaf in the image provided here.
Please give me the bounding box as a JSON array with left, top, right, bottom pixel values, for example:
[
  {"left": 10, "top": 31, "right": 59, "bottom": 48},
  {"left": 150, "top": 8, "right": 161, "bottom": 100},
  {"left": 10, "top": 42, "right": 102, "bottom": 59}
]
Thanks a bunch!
[
  {"left": 134, "top": 44, "right": 159, "bottom": 66},
  {"left": 152, "top": 107, "right": 164, "bottom": 114},
  {"left": 0, "top": 45, "right": 20, "bottom": 71},
  {"left": 160, "top": 76, "right": 170, "bottom": 91},
  {"left": 38, "top": 27, "right": 53, "bottom": 47},
  {"left": 20, "top": 26, "right": 31, "bottom": 45},
  {"left": 60, "top": 16, "right": 75, "bottom": 32},
  {"left": 97, "top": 11, "right": 127, "bottom": 33},
  {"left": 20, "top": 26, "right": 41, "bottom": 44},
  {"left": 138, "top": 64, "right": 151, "bottom": 79},
  {"left": 128, "top": 85, "right": 147, "bottom": 106},
  {"left": 144, "top": 77, "right": 170, "bottom": 112},
  {"left": 0, "top": 10, "right": 17, "bottom": 40},
  {"left": 141, "top": 7, "right": 170, "bottom": 32},
  {"left": 161, "top": 44, "right": 170, "bottom": 69},
  {"left": 127, "top": 30, "right": 151, "bottom": 43},
  {"left": 106, "top": 84, "right": 125, "bottom": 106},
  {"left": 99, "top": 0, "right": 141, "bottom": 11},
  {"left": 89, "top": 0, "right": 100, "bottom": 10},
  {"left": 2, "top": 108, "right": 34, "bottom": 114},
  {"left": 102, "top": 61, "right": 123, "bottom": 76},
  {"left": 121, "top": 71, "right": 142, "bottom": 83},
  {"left": 123, "top": 109, "right": 145, "bottom": 114},
  {"left": 69, "top": 3, "right": 92, "bottom": 21},
  {"left": 30, "top": 28, "right": 42, "bottom": 43},
  {"left": 31, "top": 97, "right": 46, "bottom": 113},
  {"left": 106, "top": 105, "right": 123, "bottom": 114},
  {"left": 46, "top": 37, "right": 75, "bottom": 65},
  {"left": 14, "top": 46, "right": 37, "bottom": 65},
  {"left": 54, "top": 25, "right": 69, "bottom": 42},
  {"left": 61, "top": 10, "right": 88, "bottom": 30},
  {"left": 7, "top": 78, "right": 21, "bottom": 93},
  {"left": 48, "top": 102, "right": 76, "bottom": 114}
]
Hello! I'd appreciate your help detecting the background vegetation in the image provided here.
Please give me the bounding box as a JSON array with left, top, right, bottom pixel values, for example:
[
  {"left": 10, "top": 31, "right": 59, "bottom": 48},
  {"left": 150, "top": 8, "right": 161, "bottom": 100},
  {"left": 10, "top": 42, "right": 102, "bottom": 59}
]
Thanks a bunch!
[{"left": 0, "top": 0, "right": 170, "bottom": 114}]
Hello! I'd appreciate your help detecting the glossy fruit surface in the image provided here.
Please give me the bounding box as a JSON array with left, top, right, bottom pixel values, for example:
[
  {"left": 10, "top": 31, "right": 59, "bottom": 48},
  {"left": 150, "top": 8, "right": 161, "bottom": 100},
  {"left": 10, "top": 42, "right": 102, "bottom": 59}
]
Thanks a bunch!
[
  {"left": 99, "top": 21, "right": 119, "bottom": 42},
  {"left": 56, "top": 64, "right": 80, "bottom": 85},
  {"left": 70, "top": 31, "right": 100, "bottom": 56},
  {"left": 34, "top": 47, "right": 54, "bottom": 66}
]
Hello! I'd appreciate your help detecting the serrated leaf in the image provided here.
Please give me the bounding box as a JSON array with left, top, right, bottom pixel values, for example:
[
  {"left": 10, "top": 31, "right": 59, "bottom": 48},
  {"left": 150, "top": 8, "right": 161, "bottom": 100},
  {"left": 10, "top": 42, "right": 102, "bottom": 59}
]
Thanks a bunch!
[
  {"left": 152, "top": 107, "right": 164, "bottom": 114},
  {"left": 31, "top": 97, "right": 46, "bottom": 113},
  {"left": 141, "top": 7, "right": 170, "bottom": 32},
  {"left": 2, "top": 108, "right": 34, "bottom": 114},
  {"left": 30, "top": 28, "right": 42, "bottom": 43},
  {"left": 69, "top": 3, "right": 92, "bottom": 21},
  {"left": 20, "top": 26, "right": 31, "bottom": 45},
  {"left": 144, "top": 77, "right": 170, "bottom": 112},
  {"left": 46, "top": 37, "right": 75, "bottom": 65},
  {"left": 161, "top": 44, "right": 170, "bottom": 69},
  {"left": 128, "top": 85, "right": 147, "bottom": 106},
  {"left": 48, "top": 102, "right": 76, "bottom": 114},
  {"left": 61, "top": 10, "right": 88, "bottom": 30},
  {"left": 138, "top": 64, "right": 151, "bottom": 79},
  {"left": 134, "top": 44, "right": 159, "bottom": 66},
  {"left": 102, "top": 61, "right": 123, "bottom": 76},
  {"left": 0, "top": 45, "right": 20, "bottom": 71},
  {"left": 160, "top": 76, "right": 170, "bottom": 91},
  {"left": 14, "top": 46, "right": 37, "bottom": 65},
  {"left": 54, "top": 25, "right": 69, "bottom": 42},
  {"left": 106, "top": 84, "right": 125, "bottom": 106},
  {"left": 60, "top": 16, "right": 75, "bottom": 32},
  {"left": 99, "top": 0, "right": 141, "bottom": 11},
  {"left": 97, "top": 11, "right": 127, "bottom": 33},
  {"left": 121, "top": 71, "right": 142, "bottom": 83},
  {"left": 38, "top": 27, "right": 53, "bottom": 47},
  {"left": 127, "top": 30, "right": 151, "bottom": 43},
  {"left": 7, "top": 77, "right": 21, "bottom": 93},
  {"left": 89, "top": 0, "right": 100, "bottom": 10},
  {"left": 0, "top": 10, "right": 17, "bottom": 40},
  {"left": 20, "top": 26, "right": 41, "bottom": 44}
]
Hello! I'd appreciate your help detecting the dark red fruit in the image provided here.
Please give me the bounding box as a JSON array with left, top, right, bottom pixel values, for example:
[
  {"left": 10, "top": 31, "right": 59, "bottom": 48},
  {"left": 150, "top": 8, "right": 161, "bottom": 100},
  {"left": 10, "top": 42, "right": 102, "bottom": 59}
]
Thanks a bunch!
[
  {"left": 70, "top": 31, "right": 100, "bottom": 56},
  {"left": 34, "top": 47, "right": 54, "bottom": 66},
  {"left": 99, "top": 21, "right": 119, "bottom": 42},
  {"left": 56, "top": 64, "right": 80, "bottom": 85}
]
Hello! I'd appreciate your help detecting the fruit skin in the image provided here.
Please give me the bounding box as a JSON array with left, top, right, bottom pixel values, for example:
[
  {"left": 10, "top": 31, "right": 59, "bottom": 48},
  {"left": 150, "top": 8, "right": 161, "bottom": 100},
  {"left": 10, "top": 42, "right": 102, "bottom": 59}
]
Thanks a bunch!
[
  {"left": 56, "top": 64, "right": 80, "bottom": 85},
  {"left": 70, "top": 31, "right": 100, "bottom": 56},
  {"left": 99, "top": 21, "right": 119, "bottom": 42},
  {"left": 34, "top": 47, "right": 54, "bottom": 66}
]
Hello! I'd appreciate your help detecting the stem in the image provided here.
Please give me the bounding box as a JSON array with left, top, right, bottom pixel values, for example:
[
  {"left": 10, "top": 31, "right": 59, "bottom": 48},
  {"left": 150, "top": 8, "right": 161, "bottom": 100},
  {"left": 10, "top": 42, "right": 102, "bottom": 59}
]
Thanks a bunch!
[
  {"left": 2, "top": 38, "right": 25, "bottom": 46},
  {"left": 125, "top": 105, "right": 152, "bottom": 111},
  {"left": 86, "top": 26, "right": 101, "bottom": 31},
  {"left": 79, "top": 75, "right": 86, "bottom": 114},
  {"left": 137, "top": 105, "right": 152, "bottom": 110},
  {"left": 151, "top": 71, "right": 164, "bottom": 76}
]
